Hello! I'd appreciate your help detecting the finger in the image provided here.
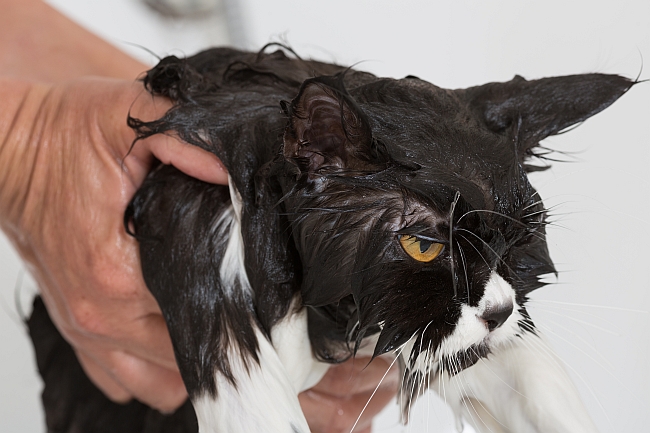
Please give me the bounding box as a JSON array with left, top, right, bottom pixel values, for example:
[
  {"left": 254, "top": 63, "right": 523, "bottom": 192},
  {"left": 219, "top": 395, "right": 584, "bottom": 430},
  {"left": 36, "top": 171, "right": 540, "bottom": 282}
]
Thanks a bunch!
[
  {"left": 299, "top": 389, "right": 369, "bottom": 433},
  {"left": 310, "top": 356, "right": 398, "bottom": 397},
  {"left": 107, "top": 349, "right": 188, "bottom": 412},
  {"left": 300, "top": 384, "right": 395, "bottom": 433},
  {"left": 300, "top": 356, "right": 399, "bottom": 433},
  {"left": 77, "top": 344, "right": 187, "bottom": 412},
  {"left": 64, "top": 306, "right": 180, "bottom": 373},
  {"left": 142, "top": 133, "right": 229, "bottom": 185},
  {"left": 77, "top": 350, "right": 131, "bottom": 403},
  {"left": 84, "top": 79, "right": 225, "bottom": 188},
  {"left": 127, "top": 312, "right": 179, "bottom": 371},
  {"left": 114, "top": 81, "right": 229, "bottom": 186},
  {"left": 96, "top": 311, "right": 179, "bottom": 372},
  {"left": 79, "top": 346, "right": 187, "bottom": 412}
]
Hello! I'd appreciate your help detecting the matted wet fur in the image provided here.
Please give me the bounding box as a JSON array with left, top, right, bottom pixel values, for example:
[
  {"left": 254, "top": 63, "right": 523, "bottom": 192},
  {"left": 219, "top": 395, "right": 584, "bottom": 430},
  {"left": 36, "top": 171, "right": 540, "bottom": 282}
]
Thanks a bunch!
[{"left": 29, "top": 46, "right": 633, "bottom": 432}]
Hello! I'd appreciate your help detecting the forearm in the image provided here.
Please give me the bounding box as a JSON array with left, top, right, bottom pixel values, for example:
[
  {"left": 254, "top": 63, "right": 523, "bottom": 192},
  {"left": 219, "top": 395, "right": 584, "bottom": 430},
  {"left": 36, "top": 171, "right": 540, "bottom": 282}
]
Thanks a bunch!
[
  {"left": 0, "top": 0, "right": 146, "bottom": 81},
  {"left": 0, "top": 78, "right": 49, "bottom": 234}
]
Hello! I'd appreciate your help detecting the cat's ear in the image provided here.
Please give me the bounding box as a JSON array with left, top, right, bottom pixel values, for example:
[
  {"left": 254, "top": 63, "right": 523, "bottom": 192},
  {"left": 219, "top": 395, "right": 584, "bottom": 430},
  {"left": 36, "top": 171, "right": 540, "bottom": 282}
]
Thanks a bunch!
[
  {"left": 283, "top": 77, "right": 376, "bottom": 173},
  {"left": 461, "top": 73, "right": 633, "bottom": 153}
]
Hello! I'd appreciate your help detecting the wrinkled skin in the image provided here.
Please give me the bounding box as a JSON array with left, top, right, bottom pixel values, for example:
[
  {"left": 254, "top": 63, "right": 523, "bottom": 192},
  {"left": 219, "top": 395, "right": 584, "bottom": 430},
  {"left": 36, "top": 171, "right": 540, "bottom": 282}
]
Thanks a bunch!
[{"left": 0, "top": 77, "right": 227, "bottom": 411}]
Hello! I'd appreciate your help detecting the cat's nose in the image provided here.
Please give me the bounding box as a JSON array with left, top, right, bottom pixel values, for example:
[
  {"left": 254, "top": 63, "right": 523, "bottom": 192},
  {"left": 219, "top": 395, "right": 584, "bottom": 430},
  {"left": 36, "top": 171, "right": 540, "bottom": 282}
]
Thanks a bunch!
[{"left": 480, "top": 301, "right": 513, "bottom": 331}]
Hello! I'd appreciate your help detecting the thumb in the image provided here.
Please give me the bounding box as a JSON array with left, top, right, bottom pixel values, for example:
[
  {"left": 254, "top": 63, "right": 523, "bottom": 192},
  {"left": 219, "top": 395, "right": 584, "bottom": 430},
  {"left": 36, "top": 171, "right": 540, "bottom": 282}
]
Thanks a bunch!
[
  {"left": 139, "top": 133, "right": 229, "bottom": 185},
  {"left": 110, "top": 80, "right": 229, "bottom": 186}
]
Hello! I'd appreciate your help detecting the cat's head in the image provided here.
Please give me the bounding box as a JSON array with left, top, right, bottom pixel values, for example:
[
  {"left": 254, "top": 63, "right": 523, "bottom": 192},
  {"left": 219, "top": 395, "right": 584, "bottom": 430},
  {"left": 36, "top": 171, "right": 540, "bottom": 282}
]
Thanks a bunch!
[{"left": 278, "top": 72, "right": 631, "bottom": 387}]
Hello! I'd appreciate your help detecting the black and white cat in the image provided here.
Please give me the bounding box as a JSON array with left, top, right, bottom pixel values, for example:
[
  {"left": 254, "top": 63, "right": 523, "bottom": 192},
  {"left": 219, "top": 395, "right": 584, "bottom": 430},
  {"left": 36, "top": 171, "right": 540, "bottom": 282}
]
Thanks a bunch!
[{"left": 30, "top": 46, "right": 634, "bottom": 433}]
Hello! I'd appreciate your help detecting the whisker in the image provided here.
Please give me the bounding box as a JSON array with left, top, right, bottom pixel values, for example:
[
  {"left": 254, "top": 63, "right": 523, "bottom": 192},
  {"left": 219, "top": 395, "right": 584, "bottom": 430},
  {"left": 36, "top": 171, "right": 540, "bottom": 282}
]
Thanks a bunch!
[
  {"left": 462, "top": 367, "right": 514, "bottom": 430},
  {"left": 456, "top": 207, "right": 555, "bottom": 245},
  {"left": 408, "top": 350, "right": 420, "bottom": 425},
  {"left": 547, "top": 192, "right": 650, "bottom": 226},
  {"left": 531, "top": 299, "right": 648, "bottom": 314},
  {"left": 417, "top": 321, "right": 433, "bottom": 361},
  {"left": 457, "top": 207, "right": 552, "bottom": 243},
  {"left": 439, "top": 351, "right": 447, "bottom": 407},
  {"left": 399, "top": 343, "right": 411, "bottom": 421},
  {"left": 521, "top": 208, "right": 551, "bottom": 219},
  {"left": 457, "top": 233, "right": 492, "bottom": 271},
  {"left": 534, "top": 323, "right": 624, "bottom": 387},
  {"left": 456, "top": 229, "right": 523, "bottom": 283},
  {"left": 453, "top": 358, "right": 498, "bottom": 433},
  {"left": 425, "top": 341, "right": 433, "bottom": 433},
  {"left": 457, "top": 380, "right": 497, "bottom": 433},
  {"left": 528, "top": 304, "right": 622, "bottom": 336},
  {"left": 349, "top": 345, "right": 404, "bottom": 433},
  {"left": 458, "top": 242, "right": 470, "bottom": 300},
  {"left": 521, "top": 197, "right": 544, "bottom": 211},
  {"left": 521, "top": 197, "right": 569, "bottom": 212},
  {"left": 455, "top": 377, "right": 480, "bottom": 432},
  {"left": 450, "top": 191, "right": 461, "bottom": 297},
  {"left": 458, "top": 208, "right": 535, "bottom": 229},
  {"left": 475, "top": 355, "right": 527, "bottom": 399},
  {"left": 522, "top": 334, "right": 612, "bottom": 426},
  {"left": 537, "top": 318, "right": 618, "bottom": 371}
]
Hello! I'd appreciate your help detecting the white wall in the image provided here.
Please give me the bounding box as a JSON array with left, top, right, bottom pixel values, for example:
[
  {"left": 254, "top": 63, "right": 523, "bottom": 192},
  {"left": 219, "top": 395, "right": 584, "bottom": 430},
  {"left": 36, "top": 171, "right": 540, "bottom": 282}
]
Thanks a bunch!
[{"left": 1, "top": 1, "right": 648, "bottom": 432}]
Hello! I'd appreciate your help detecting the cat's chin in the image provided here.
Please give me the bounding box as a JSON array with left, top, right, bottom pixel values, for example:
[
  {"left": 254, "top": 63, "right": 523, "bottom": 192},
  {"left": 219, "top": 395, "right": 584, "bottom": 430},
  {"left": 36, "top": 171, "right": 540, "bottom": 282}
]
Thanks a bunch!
[
  {"left": 439, "top": 342, "right": 491, "bottom": 376},
  {"left": 446, "top": 306, "right": 530, "bottom": 373},
  {"left": 401, "top": 302, "right": 528, "bottom": 385}
]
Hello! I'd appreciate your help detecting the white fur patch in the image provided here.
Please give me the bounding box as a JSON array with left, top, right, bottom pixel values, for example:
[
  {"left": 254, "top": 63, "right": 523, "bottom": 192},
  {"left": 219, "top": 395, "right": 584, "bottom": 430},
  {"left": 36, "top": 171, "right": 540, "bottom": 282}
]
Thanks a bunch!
[
  {"left": 437, "top": 272, "right": 518, "bottom": 358},
  {"left": 219, "top": 179, "right": 251, "bottom": 296},
  {"left": 192, "top": 308, "right": 329, "bottom": 433},
  {"left": 270, "top": 301, "right": 330, "bottom": 392},
  {"left": 433, "top": 332, "right": 598, "bottom": 433},
  {"left": 193, "top": 326, "right": 311, "bottom": 433},
  {"left": 399, "top": 273, "right": 521, "bottom": 382},
  {"left": 228, "top": 175, "right": 244, "bottom": 222},
  {"left": 193, "top": 178, "right": 326, "bottom": 432}
]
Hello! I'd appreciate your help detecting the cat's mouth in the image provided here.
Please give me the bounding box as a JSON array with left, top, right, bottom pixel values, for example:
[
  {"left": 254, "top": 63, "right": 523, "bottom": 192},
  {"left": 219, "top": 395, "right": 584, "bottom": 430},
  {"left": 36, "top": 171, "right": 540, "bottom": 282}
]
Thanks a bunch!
[
  {"left": 401, "top": 335, "right": 496, "bottom": 380},
  {"left": 438, "top": 342, "right": 491, "bottom": 376}
]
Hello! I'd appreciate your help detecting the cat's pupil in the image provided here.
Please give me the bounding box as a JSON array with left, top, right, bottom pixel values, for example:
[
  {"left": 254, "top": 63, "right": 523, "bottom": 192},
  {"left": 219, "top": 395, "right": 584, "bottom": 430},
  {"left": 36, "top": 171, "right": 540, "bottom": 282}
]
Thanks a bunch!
[{"left": 419, "top": 239, "right": 432, "bottom": 253}]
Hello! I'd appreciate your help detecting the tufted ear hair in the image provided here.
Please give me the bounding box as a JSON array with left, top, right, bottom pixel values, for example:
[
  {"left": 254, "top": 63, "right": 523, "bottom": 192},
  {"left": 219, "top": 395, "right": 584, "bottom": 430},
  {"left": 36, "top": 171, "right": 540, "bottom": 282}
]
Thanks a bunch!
[
  {"left": 460, "top": 73, "right": 633, "bottom": 161},
  {"left": 283, "top": 76, "right": 378, "bottom": 174}
]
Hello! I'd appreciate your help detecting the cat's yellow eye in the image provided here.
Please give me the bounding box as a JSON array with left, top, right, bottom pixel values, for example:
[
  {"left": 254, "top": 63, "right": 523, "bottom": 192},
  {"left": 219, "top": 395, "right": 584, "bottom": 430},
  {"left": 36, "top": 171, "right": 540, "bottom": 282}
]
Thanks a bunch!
[{"left": 399, "top": 235, "right": 444, "bottom": 263}]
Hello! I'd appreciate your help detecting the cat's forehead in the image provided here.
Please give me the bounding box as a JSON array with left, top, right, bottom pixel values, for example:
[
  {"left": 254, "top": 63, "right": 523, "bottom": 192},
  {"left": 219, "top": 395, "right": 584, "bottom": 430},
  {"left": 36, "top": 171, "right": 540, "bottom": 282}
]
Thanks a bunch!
[
  {"left": 343, "top": 78, "right": 530, "bottom": 211},
  {"left": 288, "top": 71, "right": 630, "bottom": 222},
  {"left": 351, "top": 78, "right": 517, "bottom": 171}
]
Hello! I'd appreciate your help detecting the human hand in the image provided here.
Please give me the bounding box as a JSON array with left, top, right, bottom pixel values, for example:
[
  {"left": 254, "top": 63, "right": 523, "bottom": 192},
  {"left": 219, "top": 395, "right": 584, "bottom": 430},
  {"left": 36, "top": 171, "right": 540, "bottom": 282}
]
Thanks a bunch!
[
  {"left": 0, "top": 76, "right": 227, "bottom": 412},
  {"left": 300, "top": 356, "right": 400, "bottom": 433}
]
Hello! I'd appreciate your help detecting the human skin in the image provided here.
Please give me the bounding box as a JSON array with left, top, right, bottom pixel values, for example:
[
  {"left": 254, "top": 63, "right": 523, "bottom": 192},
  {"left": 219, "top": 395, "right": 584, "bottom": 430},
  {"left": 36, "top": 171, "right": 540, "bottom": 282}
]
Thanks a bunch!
[
  {"left": 0, "top": 76, "right": 227, "bottom": 411},
  {"left": 0, "top": 0, "right": 398, "bottom": 429}
]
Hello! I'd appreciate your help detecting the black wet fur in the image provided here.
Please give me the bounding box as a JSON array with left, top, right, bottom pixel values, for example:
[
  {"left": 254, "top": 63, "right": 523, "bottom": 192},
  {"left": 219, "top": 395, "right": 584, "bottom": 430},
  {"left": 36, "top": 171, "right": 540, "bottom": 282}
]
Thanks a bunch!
[{"left": 27, "top": 297, "right": 199, "bottom": 433}]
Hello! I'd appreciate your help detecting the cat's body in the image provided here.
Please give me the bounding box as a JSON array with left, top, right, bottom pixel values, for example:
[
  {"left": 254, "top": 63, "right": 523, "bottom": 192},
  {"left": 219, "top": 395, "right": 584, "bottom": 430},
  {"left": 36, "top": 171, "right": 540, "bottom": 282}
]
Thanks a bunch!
[{"left": 30, "top": 46, "right": 633, "bottom": 432}]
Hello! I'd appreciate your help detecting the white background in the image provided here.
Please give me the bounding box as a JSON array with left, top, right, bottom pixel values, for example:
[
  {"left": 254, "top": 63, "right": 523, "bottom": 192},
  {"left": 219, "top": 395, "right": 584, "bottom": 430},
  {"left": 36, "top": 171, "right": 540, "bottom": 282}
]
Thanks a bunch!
[{"left": 0, "top": 1, "right": 648, "bottom": 432}]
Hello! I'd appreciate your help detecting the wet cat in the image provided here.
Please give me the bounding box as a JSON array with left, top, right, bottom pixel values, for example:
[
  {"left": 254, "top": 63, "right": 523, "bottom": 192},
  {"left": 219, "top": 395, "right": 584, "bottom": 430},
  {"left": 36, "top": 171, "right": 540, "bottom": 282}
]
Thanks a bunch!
[{"left": 30, "top": 46, "right": 633, "bottom": 433}]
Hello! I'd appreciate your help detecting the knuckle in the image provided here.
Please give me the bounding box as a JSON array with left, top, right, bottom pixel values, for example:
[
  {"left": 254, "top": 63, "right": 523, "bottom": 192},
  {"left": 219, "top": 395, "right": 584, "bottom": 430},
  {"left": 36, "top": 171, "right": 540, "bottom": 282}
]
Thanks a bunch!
[
  {"left": 66, "top": 298, "right": 111, "bottom": 338},
  {"left": 87, "top": 257, "right": 146, "bottom": 302},
  {"left": 153, "top": 394, "right": 186, "bottom": 414}
]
